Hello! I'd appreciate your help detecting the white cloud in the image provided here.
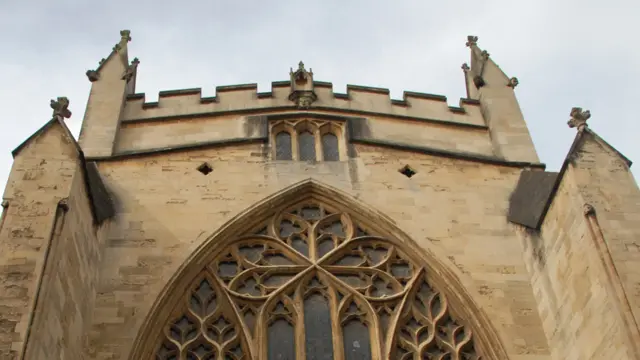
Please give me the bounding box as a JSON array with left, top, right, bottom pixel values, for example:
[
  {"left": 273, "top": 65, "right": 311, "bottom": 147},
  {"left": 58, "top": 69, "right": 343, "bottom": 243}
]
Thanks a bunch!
[{"left": 1, "top": 0, "right": 638, "bottom": 199}]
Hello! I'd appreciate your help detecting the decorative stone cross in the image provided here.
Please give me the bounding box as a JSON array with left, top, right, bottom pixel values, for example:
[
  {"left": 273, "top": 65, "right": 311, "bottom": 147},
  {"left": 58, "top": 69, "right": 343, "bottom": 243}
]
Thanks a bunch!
[
  {"left": 50, "top": 97, "right": 72, "bottom": 120},
  {"left": 568, "top": 107, "right": 590, "bottom": 130}
]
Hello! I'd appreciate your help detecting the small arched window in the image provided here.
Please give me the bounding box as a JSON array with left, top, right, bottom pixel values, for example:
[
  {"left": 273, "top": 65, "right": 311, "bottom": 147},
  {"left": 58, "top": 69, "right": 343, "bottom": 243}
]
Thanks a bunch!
[
  {"left": 321, "top": 133, "right": 339, "bottom": 161},
  {"left": 298, "top": 131, "right": 316, "bottom": 161},
  {"left": 275, "top": 131, "right": 292, "bottom": 160}
]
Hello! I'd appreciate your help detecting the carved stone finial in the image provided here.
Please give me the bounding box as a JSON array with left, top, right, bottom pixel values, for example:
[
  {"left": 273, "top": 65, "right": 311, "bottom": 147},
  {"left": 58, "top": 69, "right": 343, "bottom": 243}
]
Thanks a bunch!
[
  {"left": 86, "top": 70, "right": 100, "bottom": 82},
  {"left": 466, "top": 35, "right": 478, "bottom": 47},
  {"left": 289, "top": 61, "right": 316, "bottom": 108},
  {"left": 461, "top": 63, "right": 470, "bottom": 72},
  {"left": 120, "top": 30, "right": 132, "bottom": 43},
  {"left": 583, "top": 203, "right": 596, "bottom": 216},
  {"left": 568, "top": 107, "right": 591, "bottom": 130},
  {"left": 507, "top": 77, "right": 519, "bottom": 88},
  {"left": 50, "top": 97, "right": 72, "bottom": 120}
]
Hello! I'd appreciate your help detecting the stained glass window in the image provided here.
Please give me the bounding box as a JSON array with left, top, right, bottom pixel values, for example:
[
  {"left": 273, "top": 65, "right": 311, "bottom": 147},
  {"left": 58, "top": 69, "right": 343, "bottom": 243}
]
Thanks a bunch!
[{"left": 154, "top": 201, "right": 484, "bottom": 360}]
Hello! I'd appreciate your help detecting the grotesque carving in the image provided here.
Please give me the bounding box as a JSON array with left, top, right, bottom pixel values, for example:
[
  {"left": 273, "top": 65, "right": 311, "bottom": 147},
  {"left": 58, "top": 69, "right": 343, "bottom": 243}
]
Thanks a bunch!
[
  {"left": 508, "top": 77, "right": 519, "bottom": 88},
  {"left": 50, "top": 97, "right": 72, "bottom": 120},
  {"left": 86, "top": 69, "right": 100, "bottom": 82},
  {"left": 122, "top": 57, "right": 140, "bottom": 81},
  {"left": 295, "top": 93, "right": 315, "bottom": 109},
  {"left": 466, "top": 35, "right": 478, "bottom": 47},
  {"left": 568, "top": 107, "right": 591, "bottom": 130},
  {"left": 583, "top": 203, "right": 596, "bottom": 216}
]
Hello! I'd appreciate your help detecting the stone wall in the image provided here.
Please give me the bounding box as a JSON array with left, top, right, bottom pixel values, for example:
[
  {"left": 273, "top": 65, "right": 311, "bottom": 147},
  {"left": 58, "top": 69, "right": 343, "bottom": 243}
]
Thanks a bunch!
[
  {"left": 517, "top": 132, "right": 640, "bottom": 359},
  {"left": 87, "top": 142, "right": 549, "bottom": 359},
  {"left": 113, "top": 110, "right": 495, "bottom": 158},
  {"left": 122, "top": 83, "right": 484, "bottom": 126},
  {"left": 22, "top": 163, "right": 108, "bottom": 360},
  {"left": 0, "top": 124, "right": 101, "bottom": 359}
]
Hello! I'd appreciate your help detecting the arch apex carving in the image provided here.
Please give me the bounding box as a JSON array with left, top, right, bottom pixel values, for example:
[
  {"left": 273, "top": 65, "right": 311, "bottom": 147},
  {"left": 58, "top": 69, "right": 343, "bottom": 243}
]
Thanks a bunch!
[{"left": 130, "top": 178, "right": 510, "bottom": 360}]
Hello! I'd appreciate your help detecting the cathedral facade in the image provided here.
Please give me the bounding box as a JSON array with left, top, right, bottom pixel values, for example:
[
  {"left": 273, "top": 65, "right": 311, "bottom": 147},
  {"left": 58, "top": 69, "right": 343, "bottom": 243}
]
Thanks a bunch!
[{"left": 1, "top": 30, "right": 639, "bottom": 360}]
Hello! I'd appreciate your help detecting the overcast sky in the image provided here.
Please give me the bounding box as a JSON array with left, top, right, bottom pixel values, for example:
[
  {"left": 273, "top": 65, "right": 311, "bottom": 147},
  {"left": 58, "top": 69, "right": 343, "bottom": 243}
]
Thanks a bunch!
[{"left": 1, "top": 0, "right": 638, "bottom": 198}]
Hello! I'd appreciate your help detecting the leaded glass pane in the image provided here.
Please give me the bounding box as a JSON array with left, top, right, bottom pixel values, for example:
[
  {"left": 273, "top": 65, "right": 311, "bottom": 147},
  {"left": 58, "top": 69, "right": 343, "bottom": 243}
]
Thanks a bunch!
[
  {"left": 299, "top": 131, "right": 316, "bottom": 161},
  {"left": 276, "top": 131, "right": 292, "bottom": 160},
  {"left": 322, "top": 133, "right": 339, "bottom": 161},
  {"left": 343, "top": 319, "right": 372, "bottom": 360},
  {"left": 304, "top": 293, "right": 334, "bottom": 359},
  {"left": 268, "top": 319, "right": 295, "bottom": 360}
]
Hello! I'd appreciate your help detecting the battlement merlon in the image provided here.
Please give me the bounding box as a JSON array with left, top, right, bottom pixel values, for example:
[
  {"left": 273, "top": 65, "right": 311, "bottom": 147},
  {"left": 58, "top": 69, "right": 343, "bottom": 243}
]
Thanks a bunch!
[{"left": 121, "top": 81, "right": 485, "bottom": 127}]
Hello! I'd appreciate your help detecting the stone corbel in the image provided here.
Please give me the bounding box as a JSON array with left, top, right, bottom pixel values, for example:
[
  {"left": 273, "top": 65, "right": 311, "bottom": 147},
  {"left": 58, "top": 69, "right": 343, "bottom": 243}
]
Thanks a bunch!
[
  {"left": 86, "top": 69, "right": 100, "bottom": 82},
  {"left": 288, "top": 91, "right": 317, "bottom": 109}
]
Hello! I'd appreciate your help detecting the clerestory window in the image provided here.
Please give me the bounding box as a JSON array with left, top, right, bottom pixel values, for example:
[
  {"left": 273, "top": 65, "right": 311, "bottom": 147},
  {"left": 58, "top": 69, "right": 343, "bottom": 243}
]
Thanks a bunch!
[{"left": 271, "top": 119, "right": 344, "bottom": 162}]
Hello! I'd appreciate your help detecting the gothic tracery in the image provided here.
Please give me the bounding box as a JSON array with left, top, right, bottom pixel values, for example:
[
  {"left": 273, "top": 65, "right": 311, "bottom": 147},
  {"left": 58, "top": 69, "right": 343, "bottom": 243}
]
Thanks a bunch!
[{"left": 155, "top": 200, "right": 483, "bottom": 360}]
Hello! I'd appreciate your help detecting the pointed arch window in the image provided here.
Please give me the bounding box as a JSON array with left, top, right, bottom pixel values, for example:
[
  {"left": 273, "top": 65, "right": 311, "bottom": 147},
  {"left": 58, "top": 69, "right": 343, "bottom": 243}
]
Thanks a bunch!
[
  {"left": 270, "top": 119, "right": 344, "bottom": 162},
  {"left": 321, "top": 133, "right": 339, "bottom": 161},
  {"left": 152, "top": 200, "right": 486, "bottom": 360},
  {"left": 298, "top": 130, "right": 316, "bottom": 161},
  {"left": 275, "top": 131, "right": 293, "bottom": 160}
]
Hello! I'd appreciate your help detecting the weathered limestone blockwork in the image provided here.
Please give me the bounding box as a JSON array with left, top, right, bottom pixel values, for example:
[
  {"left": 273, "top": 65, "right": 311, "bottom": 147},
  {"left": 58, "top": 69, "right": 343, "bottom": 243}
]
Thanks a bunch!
[
  {"left": 0, "top": 124, "right": 103, "bottom": 359},
  {"left": 122, "top": 84, "right": 485, "bottom": 127},
  {"left": 570, "top": 135, "right": 640, "bottom": 327},
  {"left": 515, "top": 133, "right": 640, "bottom": 359},
  {"left": 114, "top": 110, "right": 495, "bottom": 157},
  {"left": 24, "top": 163, "right": 109, "bottom": 360},
  {"left": 6, "top": 31, "right": 639, "bottom": 360},
  {"left": 517, "top": 172, "right": 633, "bottom": 359},
  {"left": 88, "top": 144, "right": 549, "bottom": 359}
]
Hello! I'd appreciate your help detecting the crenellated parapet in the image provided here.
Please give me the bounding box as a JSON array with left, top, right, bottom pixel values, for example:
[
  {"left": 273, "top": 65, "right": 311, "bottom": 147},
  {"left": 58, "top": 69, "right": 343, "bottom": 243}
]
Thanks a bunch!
[{"left": 123, "top": 79, "right": 485, "bottom": 127}]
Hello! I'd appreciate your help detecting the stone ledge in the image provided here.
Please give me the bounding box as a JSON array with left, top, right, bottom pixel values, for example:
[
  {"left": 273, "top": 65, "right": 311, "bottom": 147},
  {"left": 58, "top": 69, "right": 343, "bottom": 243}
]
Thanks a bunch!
[
  {"left": 89, "top": 115, "right": 543, "bottom": 170},
  {"left": 121, "top": 107, "right": 489, "bottom": 131}
]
